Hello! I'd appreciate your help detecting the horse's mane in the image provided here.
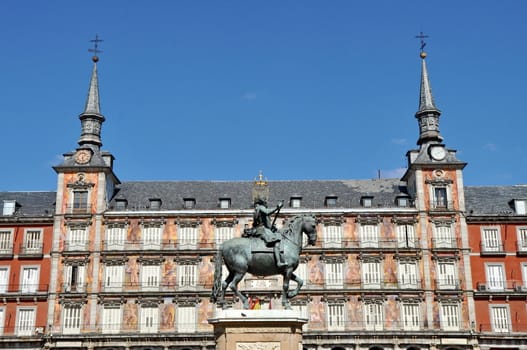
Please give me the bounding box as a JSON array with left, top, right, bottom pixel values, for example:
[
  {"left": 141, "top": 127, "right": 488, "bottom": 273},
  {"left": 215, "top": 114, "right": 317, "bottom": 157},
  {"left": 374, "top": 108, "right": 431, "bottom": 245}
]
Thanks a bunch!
[{"left": 281, "top": 215, "right": 311, "bottom": 238}]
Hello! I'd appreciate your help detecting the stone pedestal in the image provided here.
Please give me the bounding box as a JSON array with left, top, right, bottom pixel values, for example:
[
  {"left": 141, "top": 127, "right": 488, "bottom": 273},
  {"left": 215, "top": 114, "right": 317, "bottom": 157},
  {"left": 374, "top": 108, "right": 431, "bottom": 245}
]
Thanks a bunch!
[{"left": 209, "top": 309, "right": 307, "bottom": 350}]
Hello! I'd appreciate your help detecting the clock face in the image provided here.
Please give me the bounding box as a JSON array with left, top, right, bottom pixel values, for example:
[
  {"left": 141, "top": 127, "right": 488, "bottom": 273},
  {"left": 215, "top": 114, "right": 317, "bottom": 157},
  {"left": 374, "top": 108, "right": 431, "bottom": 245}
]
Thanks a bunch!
[
  {"left": 75, "top": 150, "right": 91, "bottom": 164},
  {"left": 430, "top": 146, "right": 446, "bottom": 161}
]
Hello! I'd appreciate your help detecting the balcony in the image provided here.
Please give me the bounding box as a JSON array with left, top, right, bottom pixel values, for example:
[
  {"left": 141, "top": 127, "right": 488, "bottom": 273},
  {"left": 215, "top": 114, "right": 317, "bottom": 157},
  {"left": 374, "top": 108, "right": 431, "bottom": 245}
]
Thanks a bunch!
[
  {"left": 430, "top": 200, "right": 455, "bottom": 211},
  {"left": 480, "top": 242, "right": 506, "bottom": 256},
  {"left": 0, "top": 246, "right": 14, "bottom": 259},
  {"left": 435, "top": 278, "right": 461, "bottom": 290},
  {"left": 479, "top": 323, "right": 527, "bottom": 333},
  {"left": 64, "top": 241, "right": 90, "bottom": 252},
  {"left": 18, "top": 243, "right": 43, "bottom": 258},
  {"left": 66, "top": 203, "right": 92, "bottom": 215},
  {"left": 475, "top": 280, "right": 527, "bottom": 294},
  {"left": 431, "top": 239, "right": 458, "bottom": 250},
  {"left": 517, "top": 241, "right": 527, "bottom": 256},
  {"left": 62, "top": 283, "right": 88, "bottom": 293}
]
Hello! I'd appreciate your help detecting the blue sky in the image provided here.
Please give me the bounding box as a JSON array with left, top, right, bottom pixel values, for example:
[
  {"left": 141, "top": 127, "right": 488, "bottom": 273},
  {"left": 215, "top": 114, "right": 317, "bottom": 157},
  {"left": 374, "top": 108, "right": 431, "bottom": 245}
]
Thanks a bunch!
[{"left": 1, "top": 1, "right": 526, "bottom": 191}]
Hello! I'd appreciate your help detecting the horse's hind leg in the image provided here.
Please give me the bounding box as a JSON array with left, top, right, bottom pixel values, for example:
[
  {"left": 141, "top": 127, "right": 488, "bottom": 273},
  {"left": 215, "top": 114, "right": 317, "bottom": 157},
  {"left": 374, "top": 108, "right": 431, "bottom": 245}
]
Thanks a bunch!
[{"left": 228, "top": 273, "right": 249, "bottom": 309}]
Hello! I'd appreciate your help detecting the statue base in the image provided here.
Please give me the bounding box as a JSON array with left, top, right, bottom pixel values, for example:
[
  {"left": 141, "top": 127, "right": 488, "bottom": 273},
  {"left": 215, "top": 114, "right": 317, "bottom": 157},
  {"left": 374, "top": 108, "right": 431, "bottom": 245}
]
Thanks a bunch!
[{"left": 208, "top": 309, "right": 307, "bottom": 350}]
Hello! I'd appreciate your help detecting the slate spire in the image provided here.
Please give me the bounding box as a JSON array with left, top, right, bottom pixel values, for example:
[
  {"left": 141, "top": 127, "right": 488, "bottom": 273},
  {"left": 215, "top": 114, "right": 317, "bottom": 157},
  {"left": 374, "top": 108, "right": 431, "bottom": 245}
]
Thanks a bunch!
[
  {"left": 415, "top": 50, "right": 443, "bottom": 145},
  {"left": 78, "top": 36, "right": 105, "bottom": 150}
]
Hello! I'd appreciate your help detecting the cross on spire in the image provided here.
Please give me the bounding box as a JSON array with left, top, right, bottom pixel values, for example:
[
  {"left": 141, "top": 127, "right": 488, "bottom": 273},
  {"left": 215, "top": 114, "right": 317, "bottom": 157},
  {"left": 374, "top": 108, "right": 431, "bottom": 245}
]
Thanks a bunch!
[
  {"left": 415, "top": 31, "right": 429, "bottom": 53},
  {"left": 88, "top": 34, "right": 103, "bottom": 61}
]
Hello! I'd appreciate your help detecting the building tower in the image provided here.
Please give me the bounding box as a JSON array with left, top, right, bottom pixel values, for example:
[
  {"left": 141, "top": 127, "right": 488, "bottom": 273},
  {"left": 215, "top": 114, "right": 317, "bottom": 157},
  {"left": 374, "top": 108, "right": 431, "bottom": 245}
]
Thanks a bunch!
[
  {"left": 402, "top": 45, "right": 475, "bottom": 339},
  {"left": 47, "top": 44, "right": 120, "bottom": 342}
]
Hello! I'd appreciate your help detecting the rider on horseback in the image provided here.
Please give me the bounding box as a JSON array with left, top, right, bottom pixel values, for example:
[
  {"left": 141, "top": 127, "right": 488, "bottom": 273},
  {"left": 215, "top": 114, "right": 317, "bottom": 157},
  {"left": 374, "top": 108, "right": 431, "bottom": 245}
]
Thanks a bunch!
[{"left": 250, "top": 198, "right": 287, "bottom": 268}]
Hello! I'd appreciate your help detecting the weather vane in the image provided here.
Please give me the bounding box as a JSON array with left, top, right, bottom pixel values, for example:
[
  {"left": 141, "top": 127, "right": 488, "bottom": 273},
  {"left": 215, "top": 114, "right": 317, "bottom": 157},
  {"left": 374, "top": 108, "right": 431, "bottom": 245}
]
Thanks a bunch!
[
  {"left": 88, "top": 34, "right": 103, "bottom": 62},
  {"left": 415, "top": 31, "right": 429, "bottom": 53}
]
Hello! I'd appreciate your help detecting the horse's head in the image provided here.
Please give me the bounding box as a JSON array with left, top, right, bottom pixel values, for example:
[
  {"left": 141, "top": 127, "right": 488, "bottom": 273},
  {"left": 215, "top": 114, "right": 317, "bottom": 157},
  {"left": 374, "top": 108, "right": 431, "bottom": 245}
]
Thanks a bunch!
[{"left": 300, "top": 215, "right": 317, "bottom": 246}]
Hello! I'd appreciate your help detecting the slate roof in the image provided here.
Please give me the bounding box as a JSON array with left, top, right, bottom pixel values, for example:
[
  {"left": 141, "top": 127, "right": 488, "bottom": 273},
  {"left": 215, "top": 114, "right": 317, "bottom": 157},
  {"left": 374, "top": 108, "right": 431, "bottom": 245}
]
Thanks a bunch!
[
  {"left": 465, "top": 185, "right": 527, "bottom": 216},
  {"left": 0, "top": 192, "right": 56, "bottom": 217},
  {"left": 109, "top": 179, "right": 409, "bottom": 211}
]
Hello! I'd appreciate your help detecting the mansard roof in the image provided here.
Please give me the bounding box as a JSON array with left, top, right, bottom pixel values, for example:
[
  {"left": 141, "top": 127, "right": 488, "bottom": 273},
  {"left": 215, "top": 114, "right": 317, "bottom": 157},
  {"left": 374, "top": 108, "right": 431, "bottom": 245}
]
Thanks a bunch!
[
  {"left": 465, "top": 185, "right": 527, "bottom": 216},
  {"left": 109, "top": 178, "right": 409, "bottom": 211},
  {"left": 0, "top": 191, "right": 56, "bottom": 217}
]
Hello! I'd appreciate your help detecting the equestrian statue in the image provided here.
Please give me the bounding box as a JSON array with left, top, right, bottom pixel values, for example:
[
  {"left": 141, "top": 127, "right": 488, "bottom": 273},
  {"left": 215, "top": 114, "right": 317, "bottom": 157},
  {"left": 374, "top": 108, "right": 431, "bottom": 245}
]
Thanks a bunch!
[{"left": 211, "top": 199, "right": 317, "bottom": 309}]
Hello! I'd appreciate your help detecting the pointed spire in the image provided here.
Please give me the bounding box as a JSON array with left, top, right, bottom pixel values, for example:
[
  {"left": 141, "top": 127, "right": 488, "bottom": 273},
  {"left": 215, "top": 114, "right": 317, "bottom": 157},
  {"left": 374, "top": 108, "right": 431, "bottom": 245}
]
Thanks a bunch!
[
  {"left": 417, "top": 52, "right": 440, "bottom": 113},
  {"left": 414, "top": 35, "right": 443, "bottom": 146},
  {"left": 83, "top": 59, "right": 101, "bottom": 115},
  {"left": 78, "top": 35, "right": 105, "bottom": 150}
]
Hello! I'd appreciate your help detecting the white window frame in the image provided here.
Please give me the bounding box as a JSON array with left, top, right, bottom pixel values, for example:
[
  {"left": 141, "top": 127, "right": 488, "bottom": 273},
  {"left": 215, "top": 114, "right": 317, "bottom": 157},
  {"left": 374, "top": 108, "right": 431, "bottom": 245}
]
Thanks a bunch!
[
  {"left": 20, "top": 266, "right": 39, "bottom": 293},
  {"left": 437, "top": 261, "right": 457, "bottom": 289},
  {"left": 323, "top": 224, "right": 342, "bottom": 248},
  {"left": 102, "top": 305, "right": 122, "bottom": 334},
  {"left": 142, "top": 224, "right": 162, "bottom": 249},
  {"left": 0, "top": 229, "right": 13, "bottom": 255},
  {"left": 67, "top": 226, "right": 88, "bottom": 251},
  {"left": 327, "top": 303, "right": 345, "bottom": 331},
  {"left": 324, "top": 261, "right": 343, "bottom": 289},
  {"left": 0, "top": 308, "right": 4, "bottom": 334},
  {"left": 62, "top": 305, "right": 81, "bottom": 334},
  {"left": 63, "top": 264, "right": 86, "bottom": 292},
  {"left": 177, "top": 263, "right": 197, "bottom": 289},
  {"left": 71, "top": 189, "right": 89, "bottom": 213},
  {"left": 177, "top": 305, "right": 196, "bottom": 333},
  {"left": 364, "top": 302, "right": 384, "bottom": 330},
  {"left": 140, "top": 305, "right": 159, "bottom": 333},
  {"left": 104, "top": 265, "right": 124, "bottom": 292},
  {"left": 401, "top": 302, "right": 420, "bottom": 331},
  {"left": 490, "top": 304, "right": 510, "bottom": 333},
  {"left": 396, "top": 224, "right": 416, "bottom": 248},
  {"left": 522, "top": 263, "right": 527, "bottom": 288},
  {"left": 432, "top": 186, "right": 448, "bottom": 208},
  {"left": 16, "top": 307, "right": 36, "bottom": 336},
  {"left": 141, "top": 265, "right": 160, "bottom": 291},
  {"left": 481, "top": 227, "right": 502, "bottom": 252},
  {"left": 362, "top": 260, "right": 382, "bottom": 288},
  {"left": 440, "top": 303, "right": 460, "bottom": 331},
  {"left": 434, "top": 224, "right": 455, "bottom": 248},
  {"left": 517, "top": 227, "right": 527, "bottom": 252},
  {"left": 214, "top": 226, "right": 234, "bottom": 246},
  {"left": 106, "top": 225, "right": 126, "bottom": 250},
  {"left": 515, "top": 200, "right": 527, "bottom": 215},
  {"left": 23, "top": 229, "right": 42, "bottom": 254},
  {"left": 179, "top": 226, "right": 198, "bottom": 249},
  {"left": 398, "top": 260, "right": 418, "bottom": 289},
  {"left": 0, "top": 266, "right": 9, "bottom": 293},
  {"left": 485, "top": 263, "right": 505, "bottom": 291},
  {"left": 360, "top": 224, "right": 379, "bottom": 248}
]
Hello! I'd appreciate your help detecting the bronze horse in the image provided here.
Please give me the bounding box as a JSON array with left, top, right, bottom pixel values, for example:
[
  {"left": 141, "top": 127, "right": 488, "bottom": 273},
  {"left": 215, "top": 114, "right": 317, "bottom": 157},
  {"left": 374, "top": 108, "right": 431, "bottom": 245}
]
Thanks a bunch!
[{"left": 211, "top": 215, "right": 317, "bottom": 309}]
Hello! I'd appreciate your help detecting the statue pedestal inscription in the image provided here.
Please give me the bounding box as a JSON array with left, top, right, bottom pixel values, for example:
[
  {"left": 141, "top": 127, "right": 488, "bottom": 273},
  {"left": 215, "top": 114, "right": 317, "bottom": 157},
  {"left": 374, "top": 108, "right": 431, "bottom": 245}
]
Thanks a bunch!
[{"left": 209, "top": 309, "right": 307, "bottom": 350}]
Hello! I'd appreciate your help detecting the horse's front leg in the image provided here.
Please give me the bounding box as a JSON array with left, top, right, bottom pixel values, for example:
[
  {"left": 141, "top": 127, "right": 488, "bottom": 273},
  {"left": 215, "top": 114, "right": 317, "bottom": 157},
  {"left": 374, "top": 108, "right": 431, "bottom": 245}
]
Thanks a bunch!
[
  {"left": 287, "top": 273, "right": 303, "bottom": 299},
  {"left": 282, "top": 269, "right": 293, "bottom": 310},
  {"left": 229, "top": 273, "right": 249, "bottom": 309}
]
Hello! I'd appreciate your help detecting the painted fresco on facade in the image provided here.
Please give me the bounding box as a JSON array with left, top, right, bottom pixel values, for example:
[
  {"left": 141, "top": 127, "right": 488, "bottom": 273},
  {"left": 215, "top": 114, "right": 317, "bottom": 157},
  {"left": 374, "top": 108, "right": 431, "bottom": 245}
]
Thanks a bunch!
[
  {"left": 125, "top": 256, "right": 140, "bottom": 288},
  {"left": 385, "top": 295, "right": 398, "bottom": 328},
  {"left": 199, "top": 219, "right": 212, "bottom": 248},
  {"left": 163, "top": 221, "right": 177, "bottom": 246},
  {"left": 346, "top": 254, "right": 360, "bottom": 286},
  {"left": 123, "top": 301, "right": 138, "bottom": 330},
  {"left": 162, "top": 259, "right": 177, "bottom": 288},
  {"left": 308, "top": 296, "right": 325, "bottom": 329},
  {"left": 160, "top": 303, "right": 175, "bottom": 330},
  {"left": 128, "top": 219, "right": 141, "bottom": 244},
  {"left": 197, "top": 298, "right": 214, "bottom": 331},
  {"left": 199, "top": 257, "right": 214, "bottom": 288},
  {"left": 347, "top": 295, "right": 363, "bottom": 329},
  {"left": 308, "top": 256, "right": 324, "bottom": 286},
  {"left": 384, "top": 255, "right": 397, "bottom": 287}
]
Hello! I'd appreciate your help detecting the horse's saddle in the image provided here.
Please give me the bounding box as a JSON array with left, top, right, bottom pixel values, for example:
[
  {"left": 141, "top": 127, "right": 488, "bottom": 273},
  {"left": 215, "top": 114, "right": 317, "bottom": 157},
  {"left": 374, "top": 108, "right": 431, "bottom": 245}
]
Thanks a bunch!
[{"left": 247, "top": 236, "right": 283, "bottom": 253}]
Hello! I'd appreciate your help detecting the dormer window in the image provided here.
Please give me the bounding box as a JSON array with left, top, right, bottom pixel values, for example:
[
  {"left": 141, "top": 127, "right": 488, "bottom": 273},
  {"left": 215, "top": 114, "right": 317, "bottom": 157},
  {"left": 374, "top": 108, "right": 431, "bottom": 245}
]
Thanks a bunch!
[
  {"left": 183, "top": 198, "right": 196, "bottom": 209},
  {"left": 115, "top": 199, "right": 127, "bottom": 211},
  {"left": 325, "top": 196, "right": 338, "bottom": 208},
  {"left": 514, "top": 200, "right": 527, "bottom": 215},
  {"left": 361, "top": 196, "right": 373, "bottom": 208},
  {"left": 396, "top": 196, "right": 409, "bottom": 207},
  {"left": 219, "top": 198, "right": 231, "bottom": 209},
  {"left": 290, "top": 197, "right": 302, "bottom": 208},
  {"left": 2, "top": 200, "right": 16, "bottom": 216},
  {"left": 149, "top": 199, "right": 162, "bottom": 210}
]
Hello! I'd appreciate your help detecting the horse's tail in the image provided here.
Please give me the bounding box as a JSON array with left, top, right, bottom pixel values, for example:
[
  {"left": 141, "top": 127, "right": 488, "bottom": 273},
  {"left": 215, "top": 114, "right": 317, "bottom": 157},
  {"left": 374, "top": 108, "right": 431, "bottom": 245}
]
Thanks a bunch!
[{"left": 211, "top": 248, "right": 223, "bottom": 303}]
